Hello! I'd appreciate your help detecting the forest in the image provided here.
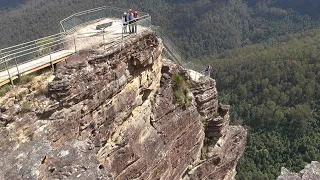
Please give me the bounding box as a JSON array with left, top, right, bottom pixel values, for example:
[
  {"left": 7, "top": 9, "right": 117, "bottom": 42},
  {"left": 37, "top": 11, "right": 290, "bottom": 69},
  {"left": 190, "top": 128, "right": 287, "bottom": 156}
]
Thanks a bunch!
[
  {"left": 1, "top": 0, "right": 320, "bottom": 57},
  {"left": 200, "top": 29, "right": 320, "bottom": 179},
  {"left": 1, "top": 0, "right": 320, "bottom": 179},
  {"left": 0, "top": 0, "right": 26, "bottom": 10}
]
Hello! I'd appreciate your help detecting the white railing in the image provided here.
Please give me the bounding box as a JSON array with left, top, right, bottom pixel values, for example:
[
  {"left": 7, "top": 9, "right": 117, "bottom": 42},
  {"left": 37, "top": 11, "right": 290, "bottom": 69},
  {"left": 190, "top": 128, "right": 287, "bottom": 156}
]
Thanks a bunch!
[
  {"left": 0, "top": 6, "right": 151, "bottom": 86},
  {"left": 60, "top": 6, "right": 149, "bottom": 33},
  {"left": 152, "top": 26, "right": 207, "bottom": 81}
]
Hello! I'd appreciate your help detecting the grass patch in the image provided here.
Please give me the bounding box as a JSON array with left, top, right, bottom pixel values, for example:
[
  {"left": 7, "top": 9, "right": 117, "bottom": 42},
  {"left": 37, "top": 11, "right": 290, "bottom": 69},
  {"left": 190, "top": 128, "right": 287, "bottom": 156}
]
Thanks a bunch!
[
  {"left": 172, "top": 74, "right": 192, "bottom": 107},
  {"left": 149, "top": 96, "right": 156, "bottom": 107},
  {"left": 17, "top": 73, "right": 36, "bottom": 85},
  {"left": 213, "top": 112, "right": 220, "bottom": 119},
  {"left": 201, "top": 117, "right": 207, "bottom": 129},
  {"left": 38, "top": 84, "right": 49, "bottom": 95},
  {"left": 20, "top": 101, "right": 32, "bottom": 114},
  {"left": 201, "top": 136, "right": 219, "bottom": 159},
  {"left": 0, "top": 85, "right": 12, "bottom": 97},
  {"left": 17, "top": 90, "right": 28, "bottom": 101}
]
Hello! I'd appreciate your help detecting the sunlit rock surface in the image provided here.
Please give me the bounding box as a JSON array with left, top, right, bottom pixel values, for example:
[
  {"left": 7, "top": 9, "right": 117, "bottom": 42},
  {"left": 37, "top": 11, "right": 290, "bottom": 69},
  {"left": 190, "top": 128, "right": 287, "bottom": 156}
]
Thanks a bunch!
[
  {"left": 278, "top": 161, "right": 320, "bottom": 180},
  {"left": 0, "top": 31, "right": 246, "bottom": 180}
]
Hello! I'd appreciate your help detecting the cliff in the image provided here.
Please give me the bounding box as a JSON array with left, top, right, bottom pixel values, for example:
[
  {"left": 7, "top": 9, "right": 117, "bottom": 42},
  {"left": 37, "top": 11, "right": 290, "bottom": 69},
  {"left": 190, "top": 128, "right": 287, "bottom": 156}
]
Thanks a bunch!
[
  {"left": 277, "top": 161, "right": 320, "bottom": 180},
  {"left": 0, "top": 31, "right": 246, "bottom": 179}
]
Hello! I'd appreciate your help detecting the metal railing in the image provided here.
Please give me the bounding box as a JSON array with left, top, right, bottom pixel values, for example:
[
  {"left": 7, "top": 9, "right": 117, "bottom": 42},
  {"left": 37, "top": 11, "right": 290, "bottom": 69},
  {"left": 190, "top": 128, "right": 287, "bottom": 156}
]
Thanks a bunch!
[
  {"left": 0, "top": 33, "right": 69, "bottom": 70},
  {"left": 60, "top": 6, "right": 149, "bottom": 33},
  {"left": 152, "top": 26, "right": 184, "bottom": 66},
  {"left": 152, "top": 26, "right": 206, "bottom": 81},
  {"left": 66, "top": 15, "right": 152, "bottom": 52},
  {"left": 0, "top": 5, "right": 205, "bottom": 87},
  {"left": 0, "top": 6, "right": 151, "bottom": 86}
]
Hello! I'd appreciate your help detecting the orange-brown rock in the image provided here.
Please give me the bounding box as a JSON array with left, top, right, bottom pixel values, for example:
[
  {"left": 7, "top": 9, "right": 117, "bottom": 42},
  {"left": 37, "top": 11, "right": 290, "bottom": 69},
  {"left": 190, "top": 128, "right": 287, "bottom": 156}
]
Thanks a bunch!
[{"left": 0, "top": 31, "right": 246, "bottom": 180}]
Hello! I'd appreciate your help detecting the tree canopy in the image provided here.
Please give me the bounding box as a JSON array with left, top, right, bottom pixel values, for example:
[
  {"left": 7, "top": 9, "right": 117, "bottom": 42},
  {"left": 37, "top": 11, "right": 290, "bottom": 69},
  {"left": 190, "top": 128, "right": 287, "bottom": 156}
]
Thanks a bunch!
[
  {"left": 196, "top": 28, "right": 320, "bottom": 178},
  {"left": 1, "top": 0, "right": 320, "bottom": 179},
  {"left": 1, "top": 0, "right": 320, "bottom": 58}
]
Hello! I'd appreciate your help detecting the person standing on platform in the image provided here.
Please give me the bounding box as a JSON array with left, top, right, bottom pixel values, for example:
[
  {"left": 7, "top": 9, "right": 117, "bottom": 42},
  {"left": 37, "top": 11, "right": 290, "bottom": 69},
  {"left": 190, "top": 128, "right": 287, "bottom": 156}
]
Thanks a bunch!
[
  {"left": 128, "top": 9, "right": 134, "bottom": 33},
  {"left": 122, "top": 12, "right": 128, "bottom": 34},
  {"left": 133, "top": 10, "right": 139, "bottom": 33}
]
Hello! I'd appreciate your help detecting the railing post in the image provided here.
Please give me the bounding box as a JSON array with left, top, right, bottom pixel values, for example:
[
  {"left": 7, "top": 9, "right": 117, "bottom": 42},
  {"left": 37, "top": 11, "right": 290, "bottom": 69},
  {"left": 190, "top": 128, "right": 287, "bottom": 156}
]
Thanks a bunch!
[
  {"left": 103, "top": 29, "right": 106, "bottom": 50},
  {"left": 73, "top": 16, "right": 76, "bottom": 29},
  {"left": 13, "top": 55, "right": 20, "bottom": 78},
  {"left": 74, "top": 36, "right": 77, "bottom": 52},
  {"left": 122, "top": 25, "right": 124, "bottom": 39},
  {"left": 62, "top": 33, "right": 66, "bottom": 50},
  {"left": 5, "top": 60, "right": 14, "bottom": 86},
  {"left": 49, "top": 47, "right": 54, "bottom": 71}
]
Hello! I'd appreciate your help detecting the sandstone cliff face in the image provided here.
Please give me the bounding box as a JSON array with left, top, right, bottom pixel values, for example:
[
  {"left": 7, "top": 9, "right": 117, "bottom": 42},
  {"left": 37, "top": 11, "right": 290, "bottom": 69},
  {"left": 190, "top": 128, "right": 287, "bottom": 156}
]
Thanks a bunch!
[
  {"left": 277, "top": 161, "right": 320, "bottom": 180},
  {"left": 0, "top": 31, "right": 246, "bottom": 179}
]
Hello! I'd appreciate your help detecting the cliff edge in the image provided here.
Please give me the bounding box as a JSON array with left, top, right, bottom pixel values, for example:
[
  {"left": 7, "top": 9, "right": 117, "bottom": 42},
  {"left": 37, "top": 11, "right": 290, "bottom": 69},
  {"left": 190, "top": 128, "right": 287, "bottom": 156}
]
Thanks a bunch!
[
  {"left": 277, "top": 161, "right": 320, "bottom": 180},
  {"left": 0, "top": 31, "right": 246, "bottom": 179}
]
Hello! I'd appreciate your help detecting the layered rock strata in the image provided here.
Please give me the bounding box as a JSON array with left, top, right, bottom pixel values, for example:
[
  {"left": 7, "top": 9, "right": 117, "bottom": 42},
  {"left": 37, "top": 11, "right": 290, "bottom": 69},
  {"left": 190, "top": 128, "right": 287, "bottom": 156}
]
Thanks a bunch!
[
  {"left": 277, "top": 161, "right": 320, "bottom": 180},
  {"left": 0, "top": 31, "right": 246, "bottom": 180}
]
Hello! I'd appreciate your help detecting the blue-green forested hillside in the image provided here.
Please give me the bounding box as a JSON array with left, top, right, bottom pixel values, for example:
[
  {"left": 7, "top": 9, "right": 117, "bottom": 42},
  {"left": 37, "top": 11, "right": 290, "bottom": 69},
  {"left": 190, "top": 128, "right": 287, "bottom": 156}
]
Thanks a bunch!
[{"left": 1, "top": 0, "right": 320, "bottom": 179}]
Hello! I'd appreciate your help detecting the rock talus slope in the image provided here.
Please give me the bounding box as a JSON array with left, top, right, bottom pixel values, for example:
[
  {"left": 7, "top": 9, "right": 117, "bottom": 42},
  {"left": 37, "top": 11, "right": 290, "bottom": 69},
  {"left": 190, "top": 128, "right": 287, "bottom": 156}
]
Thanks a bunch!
[{"left": 0, "top": 31, "right": 246, "bottom": 179}]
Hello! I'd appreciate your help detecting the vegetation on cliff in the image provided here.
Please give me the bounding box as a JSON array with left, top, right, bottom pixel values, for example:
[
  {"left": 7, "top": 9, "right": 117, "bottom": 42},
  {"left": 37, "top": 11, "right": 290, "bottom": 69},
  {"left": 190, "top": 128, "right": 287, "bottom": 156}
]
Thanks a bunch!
[
  {"left": 200, "top": 29, "right": 320, "bottom": 179},
  {"left": 172, "top": 74, "right": 191, "bottom": 107},
  {"left": 2, "top": 0, "right": 320, "bottom": 179}
]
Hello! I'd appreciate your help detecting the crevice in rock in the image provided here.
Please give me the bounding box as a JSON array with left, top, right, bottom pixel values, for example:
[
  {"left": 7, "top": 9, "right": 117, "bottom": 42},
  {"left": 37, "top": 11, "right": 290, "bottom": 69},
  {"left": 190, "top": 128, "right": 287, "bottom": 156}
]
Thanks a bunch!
[
  {"left": 150, "top": 118, "right": 158, "bottom": 131},
  {"left": 115, "top": 157, "right": 140, "bottom": 178},
  {"left": 194, "top": 95, "right": 217, "bottom": 106},
  {"left": 155, "top": 106, "right": 178, "bottom": 122},
  {"left": 141, "top": 89, "right": 152, "bottom": 102}
]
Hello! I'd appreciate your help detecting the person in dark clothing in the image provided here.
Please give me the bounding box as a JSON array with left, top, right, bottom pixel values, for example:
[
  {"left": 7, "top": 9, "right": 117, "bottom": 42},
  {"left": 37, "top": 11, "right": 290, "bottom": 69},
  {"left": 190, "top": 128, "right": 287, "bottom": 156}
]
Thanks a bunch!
[
  {"left": 128, "top": 9, "right": 134, "bottom": 33},
  {"left": 202, "top": 65, "right": 212, "bottom": 76},
  {"left": 122, "top": 12, "right": 128, "bottom": 34}
]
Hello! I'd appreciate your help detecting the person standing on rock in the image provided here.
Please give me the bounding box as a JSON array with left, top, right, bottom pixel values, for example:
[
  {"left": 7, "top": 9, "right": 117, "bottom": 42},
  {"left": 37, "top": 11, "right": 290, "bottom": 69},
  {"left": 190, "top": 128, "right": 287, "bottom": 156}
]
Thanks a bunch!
[
  {"left": 128, "top": 9, "right": 134, "bottom": 33},
  {"left": 133, "top": 10, "right": 139, "bottom": 33},
  {"left": 203, "top": 65, "right": 212, "bottom": 77},
  {"left": 122, "top": 12, "right": 128, "bottom": 34}
]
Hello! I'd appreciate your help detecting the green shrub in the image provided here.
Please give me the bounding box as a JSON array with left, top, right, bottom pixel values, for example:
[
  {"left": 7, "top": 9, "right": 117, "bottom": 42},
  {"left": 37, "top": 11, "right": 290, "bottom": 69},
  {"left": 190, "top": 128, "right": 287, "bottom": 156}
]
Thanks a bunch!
[
  {"left": 149, "top": 96, "right": 155, "bottom": 107},
  {"left": 0, "top": 85, "right": 11, "bottom": 97},
  {"left": 20, "top": 101, "right": 32, "bottom": 114},
  {"left": 17, "top": 90, "right": 28, "bottom": 101},
  {"left": 213, "top": 112, "right": 220, "bottom": 118},
  {"left": 17, "top": 74, "right": 36, "bottom": 85},
  {"left": 37, "top": 84, "right": 49, "bottom": 96},
  {"left": 172, "top": 74, "right": 192, "bottom": 107}
]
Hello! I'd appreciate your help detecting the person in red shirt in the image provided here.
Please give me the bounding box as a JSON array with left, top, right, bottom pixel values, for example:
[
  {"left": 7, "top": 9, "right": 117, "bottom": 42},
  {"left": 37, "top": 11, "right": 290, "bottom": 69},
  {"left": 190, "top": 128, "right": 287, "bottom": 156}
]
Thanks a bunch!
[{"left": 133, "top": 11, "right": 139, "bottom": 33}]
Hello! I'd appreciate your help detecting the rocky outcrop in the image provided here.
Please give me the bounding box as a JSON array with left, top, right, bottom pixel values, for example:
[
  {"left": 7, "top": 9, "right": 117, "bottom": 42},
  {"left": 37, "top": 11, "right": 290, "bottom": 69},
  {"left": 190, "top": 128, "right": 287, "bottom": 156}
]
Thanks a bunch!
[
  {"left": 277, "top": 161, "right": 320, "bottom": 180},
  {"left": 0, "top": 31, "right": 246, "bottom": 179},
  {"left": 178, "top": 77, "right": 247, "bottom": 180}
]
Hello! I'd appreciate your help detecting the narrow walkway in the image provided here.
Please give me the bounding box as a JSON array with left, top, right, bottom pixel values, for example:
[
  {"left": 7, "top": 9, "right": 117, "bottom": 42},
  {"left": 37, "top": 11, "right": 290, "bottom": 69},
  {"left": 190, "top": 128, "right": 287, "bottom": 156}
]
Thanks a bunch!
[
  {"left": 0, "top": 18, "right": 148, "bottom": 86},
  {"left": 0, "top": 50, "right": 73, "bottom": 83}
]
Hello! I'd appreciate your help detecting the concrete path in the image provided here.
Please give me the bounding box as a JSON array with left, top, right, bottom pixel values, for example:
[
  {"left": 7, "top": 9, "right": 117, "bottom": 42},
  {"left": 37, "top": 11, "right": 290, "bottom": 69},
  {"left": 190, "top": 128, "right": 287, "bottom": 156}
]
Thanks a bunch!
[
  {"left": 188, "top": 69, "right": 207, "bottom": 82},
  {"left": 0, "top": 50, "right": 73, "bottom": 83},
  {"left": 0, "top": 18, "right": 148, "bottom": 86}
]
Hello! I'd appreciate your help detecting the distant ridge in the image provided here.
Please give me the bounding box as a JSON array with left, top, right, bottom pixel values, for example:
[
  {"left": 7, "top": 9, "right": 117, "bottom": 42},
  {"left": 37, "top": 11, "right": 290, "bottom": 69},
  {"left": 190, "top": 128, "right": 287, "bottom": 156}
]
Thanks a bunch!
[{"left": 0, "top": 0, "right": 27, "bottom": 9}]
